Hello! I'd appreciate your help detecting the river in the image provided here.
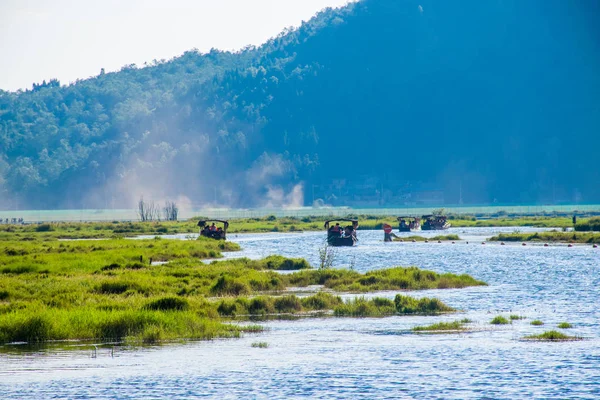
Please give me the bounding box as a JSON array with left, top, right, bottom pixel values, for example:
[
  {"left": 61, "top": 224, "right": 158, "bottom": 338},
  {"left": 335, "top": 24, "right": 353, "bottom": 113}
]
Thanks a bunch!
[{"left": 1, "top": 227, "right": 599, "bottom": 399}]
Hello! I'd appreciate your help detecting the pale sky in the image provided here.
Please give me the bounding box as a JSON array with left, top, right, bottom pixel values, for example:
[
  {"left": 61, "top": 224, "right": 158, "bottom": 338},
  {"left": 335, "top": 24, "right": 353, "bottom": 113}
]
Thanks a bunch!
[{"left": 0, "top": 0, "right": 352, "bottom": 92}]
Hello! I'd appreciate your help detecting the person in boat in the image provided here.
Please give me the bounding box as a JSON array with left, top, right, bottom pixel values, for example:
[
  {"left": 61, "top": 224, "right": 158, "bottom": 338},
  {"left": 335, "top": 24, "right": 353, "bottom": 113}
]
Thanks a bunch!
[
  {"left": 331, "top": 223, "right": 342, "bottom": 237},
  {"left": 400, "top": 219, "right": 407, "bottom": 229},
  {"left": 344, "top": 225, "right": 355, "bottom": 239},
  {"left": 210, "top": 223, "right": 217, "bottom": 232}
]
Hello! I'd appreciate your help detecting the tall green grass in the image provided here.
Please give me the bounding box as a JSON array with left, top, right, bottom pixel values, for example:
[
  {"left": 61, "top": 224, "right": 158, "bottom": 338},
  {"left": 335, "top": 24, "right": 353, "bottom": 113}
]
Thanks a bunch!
[{"left": 489, "top": 231, "right": 600, "bottom": 244}]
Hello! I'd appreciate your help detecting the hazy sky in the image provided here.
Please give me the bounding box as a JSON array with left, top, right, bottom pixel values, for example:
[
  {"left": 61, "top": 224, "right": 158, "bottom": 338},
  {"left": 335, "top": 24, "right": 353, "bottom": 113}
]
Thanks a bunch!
[{"left": 0, "top": 0, "right": 351, "bottom": 91}]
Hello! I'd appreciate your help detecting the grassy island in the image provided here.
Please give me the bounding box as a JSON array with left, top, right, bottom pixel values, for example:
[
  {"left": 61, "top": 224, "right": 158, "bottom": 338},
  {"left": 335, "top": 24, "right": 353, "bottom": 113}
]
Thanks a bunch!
[
  {"left": 0, "top": 235, "right": 485, "bottom": 345},
  {"left": 523, "top": 330, "right": 582, "bottom": 341},
  {"left": 489, "top": 231, "right": 600, "bottom": 244}
]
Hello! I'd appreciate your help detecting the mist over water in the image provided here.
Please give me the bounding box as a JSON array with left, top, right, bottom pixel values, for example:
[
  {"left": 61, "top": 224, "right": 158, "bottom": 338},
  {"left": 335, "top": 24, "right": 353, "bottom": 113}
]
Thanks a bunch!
[{"left": 2, "top": 227, "right": 599, "bottom": 398}]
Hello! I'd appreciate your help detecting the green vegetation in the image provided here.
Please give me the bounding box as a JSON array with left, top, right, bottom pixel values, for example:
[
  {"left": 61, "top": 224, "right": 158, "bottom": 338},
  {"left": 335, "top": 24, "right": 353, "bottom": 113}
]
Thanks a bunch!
[
  {"left": 490, "top": 316, "right": 511, "bottom": 325},
  {"left": 575, "top": 217, "right": 600, "bottom": 232},
  {"left": 393, "top": 234, "right": 460, "bottom": 242},
  {"left": 252, "top": 342, "right": 269, "bottom": 348},
  {"left": 523, "top": 331, "right": 582, "bottom": 341},
  {"left": 531, "top": 320, "right": 544, "bottom": 326},
  {"left": 286, "top": 266, "right": 486, "bottom": 292},
  {"left": 0, "top": 235, "right": 483, "bottom": 344},
  {"left": 489, "top": 231, "right": 600, "bottom": 244},
  {"left": 557, "top": 322, "right": 573, "bottom": 329},
  {"left": 0, "top": 214, "right": 594, "bottom": 243},
  {"left": 510, "top": 315, "right": 526, "bottom": 320},
  {"left": 412, "top": 321, "right": 466, "bottom": 332}
]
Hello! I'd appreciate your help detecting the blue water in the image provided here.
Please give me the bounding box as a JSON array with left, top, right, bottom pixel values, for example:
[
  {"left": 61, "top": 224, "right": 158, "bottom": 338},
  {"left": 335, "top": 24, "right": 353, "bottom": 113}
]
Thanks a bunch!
[{"left": 1, "top": 227, "right": 599, "bottom": 399}]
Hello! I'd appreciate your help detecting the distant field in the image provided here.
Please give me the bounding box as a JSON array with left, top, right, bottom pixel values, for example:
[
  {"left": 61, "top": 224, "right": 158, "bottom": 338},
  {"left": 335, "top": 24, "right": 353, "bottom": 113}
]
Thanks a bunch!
[{"left": 1, "top": 205, "right": 599, "bottom": 223}]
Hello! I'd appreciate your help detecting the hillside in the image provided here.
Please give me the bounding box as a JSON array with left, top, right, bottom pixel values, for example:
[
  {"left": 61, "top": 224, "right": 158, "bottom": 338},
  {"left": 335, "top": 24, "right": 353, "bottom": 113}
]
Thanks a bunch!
[{"left": 1, "top": 0, "right": 599, "bottom": 209}]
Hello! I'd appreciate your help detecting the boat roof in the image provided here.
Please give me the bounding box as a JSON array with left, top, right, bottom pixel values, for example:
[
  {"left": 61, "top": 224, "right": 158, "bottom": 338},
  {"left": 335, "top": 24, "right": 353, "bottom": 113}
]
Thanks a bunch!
[
  {"left": 324, "top": 219, "right": 359, "bottom": 229},
  {"left": 198, "top": 219, "right": 229, "bottom": 228}
]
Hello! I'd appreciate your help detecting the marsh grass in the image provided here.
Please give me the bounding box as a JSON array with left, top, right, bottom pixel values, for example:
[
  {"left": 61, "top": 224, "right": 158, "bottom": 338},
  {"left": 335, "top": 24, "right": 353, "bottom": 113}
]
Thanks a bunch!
[
  {"left": 575, "top": 217, "right": 600, "bottom": 232},
  {"left": 251, "top": 342, "right": 269, "bottom": 348},
  {"left": 0, "top": 232, "right": 483, "bottom": 344},
  {"left": 412, "top": 321, "right": 466, "bottom": 332},
  {"left": 510, "top": 315, "right": 526, "bottom": 320},
  {"left": 0, "top": 214, "right": 583, "bottom": 242},
  {"left": 286, "top": 266, "right": 486, "bottom": 292},
  {"left": 523, "top": 330, "right": 582, "bottom": 341},
  {"left": 490, "top": 316, "right": 511, "bottom": 325},
  {"left": 531, "top": 320, "right": 544, "bottom": 326},
  {"left": 394, "top": 235, "right": 460, "bottom": 242},
  {"left": 489, "top": 231, "right": 600, "bottom": 244},
  {"left": 557, "top": 322, "right": 573, "bottom": 329}
]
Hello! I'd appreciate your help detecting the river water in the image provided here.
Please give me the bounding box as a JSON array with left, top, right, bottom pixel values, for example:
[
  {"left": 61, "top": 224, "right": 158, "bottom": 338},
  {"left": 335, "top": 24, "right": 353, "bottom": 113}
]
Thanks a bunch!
[{"left": 1, "top": 227, "right": 599, "bottom": 399}]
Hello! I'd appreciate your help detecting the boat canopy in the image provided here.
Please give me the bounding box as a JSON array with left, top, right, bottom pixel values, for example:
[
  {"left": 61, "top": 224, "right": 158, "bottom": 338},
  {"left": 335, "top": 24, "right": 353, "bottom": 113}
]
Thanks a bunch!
[
  {"left": 397, "top": 216, "right": 420, "bottom": 220},
  {"left": 324, "top": 219, "right": 359, "bottom": 230},
  {"left": 197, "top": 220, "right": 229, "bottom": 230}
]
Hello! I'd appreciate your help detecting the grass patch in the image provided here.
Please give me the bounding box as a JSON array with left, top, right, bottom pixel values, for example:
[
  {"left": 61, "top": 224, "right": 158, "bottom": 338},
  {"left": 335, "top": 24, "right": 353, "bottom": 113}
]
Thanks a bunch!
[
  {"left": 510, "top": 315, "right": 526, "bottom": 320},
  {"left": 0, "top": 232, "right": 483, "bottom": 344},
  {"left": 251, "top": 342, "right": 269, "bottom": 348},
  {"left": 557, "top": 322, "right": 573, "bottom": 329},
  {"left": 523, "top": 330, "right": 582, "bottom": 341},
  {"left": 489, "top": 231, "right": 600, "bottom": 244},
  {"left": 412, "top": 321, "right": 466, "bottom": 332},
  {"left": 531, "top": 320, "right": 544, "bottom": 326},
  {"left": 490, "top": 316, "right": 511, "bottom": 325}
]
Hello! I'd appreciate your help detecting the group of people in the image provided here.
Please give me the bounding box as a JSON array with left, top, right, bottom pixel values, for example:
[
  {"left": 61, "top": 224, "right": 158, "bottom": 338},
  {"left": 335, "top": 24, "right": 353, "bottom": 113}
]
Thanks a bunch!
[
  {"left": 200, "top": 223, "right": 225, "bottom": 239},
  {"left": 327, "top": 223, "right": 356, "bottom": 239},
  {"left": 1, "top": 218, "right": 24, "bottom": 224},
  {"left": 399, "top": 219, "right": 418, "bottom": 230}
]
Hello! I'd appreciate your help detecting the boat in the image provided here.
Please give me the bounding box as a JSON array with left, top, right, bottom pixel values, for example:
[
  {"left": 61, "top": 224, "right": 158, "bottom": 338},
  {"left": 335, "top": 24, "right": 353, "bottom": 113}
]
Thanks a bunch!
[
  {"left": 421, "top": 215, "right": 451, "bottom": 231},
  {"left": 397, "top": 216, "right": 421, "bottom": 232},
  {"left": 324, "top": 219, "right": 359, "bottom": 247},
  {"left": 198, "top": 219, "right": 229, "bottom": 240}
]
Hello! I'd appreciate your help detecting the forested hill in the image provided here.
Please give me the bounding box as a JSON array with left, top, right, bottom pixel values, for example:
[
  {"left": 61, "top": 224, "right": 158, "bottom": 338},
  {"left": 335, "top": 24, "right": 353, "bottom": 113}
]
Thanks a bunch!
[{"left": 1, "top": 0, "right": 599, "bottom": 209}]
